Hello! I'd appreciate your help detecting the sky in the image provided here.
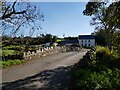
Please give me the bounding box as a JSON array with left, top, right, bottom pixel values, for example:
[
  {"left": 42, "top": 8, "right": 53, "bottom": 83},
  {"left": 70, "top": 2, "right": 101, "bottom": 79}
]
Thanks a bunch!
[
  {"left": 31, "top": 2, "right": 95, "bottom": 38},
  {"left": 4, "top": 2, "right": 95, "bottom": 37}
]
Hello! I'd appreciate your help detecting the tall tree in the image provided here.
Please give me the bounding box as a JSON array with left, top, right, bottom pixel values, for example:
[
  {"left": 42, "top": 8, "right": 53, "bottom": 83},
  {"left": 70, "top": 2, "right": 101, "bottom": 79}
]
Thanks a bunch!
[
  {"left": 83, "top": 1, "right": 120, "bottom": 46},
  {"left": 44, "top": 34, "right": 53, "bottom": 43},
  {"left": 52, "top": 36, "right": 57, "bottom": 42},
  {"left": 1, "top": 0, "right": 44, "bottom": 46},
  {"left": 1, "top": 0, "right": 44, "bottom": 36}
]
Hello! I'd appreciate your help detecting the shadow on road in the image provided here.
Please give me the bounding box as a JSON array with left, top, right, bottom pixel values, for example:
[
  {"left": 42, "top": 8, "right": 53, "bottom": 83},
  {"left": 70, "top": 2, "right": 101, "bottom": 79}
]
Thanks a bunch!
[{"left": 2, "top": 66, "right": 73, "bottom": 90}]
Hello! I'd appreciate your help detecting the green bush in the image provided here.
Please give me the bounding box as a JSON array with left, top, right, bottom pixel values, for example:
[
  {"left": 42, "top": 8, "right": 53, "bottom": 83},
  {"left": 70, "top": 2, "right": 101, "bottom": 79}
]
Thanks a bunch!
[
  {"left": 2, "top": 61, "right": 11, "bottom": 68},
  {"left": 96, "top": 46, "right": 112, "bottom": 61},
  {"left": 88, "top": 61, "right": 108, "bottom": 72},
  {"left": 95, "top": 46, "right": 120, "bottom": 69},
  {"left": 8, "top": 60, "right": 17, "bottom": 65},
  {"left": 1, "top": 59, "right": 24, "bottom": 68},
  {"left": 111, "top": 50, "right": 120, "bottom": 60},
  {"left": 95, "top": 46, "right": 120, "bottom": 61},
  {"left": 2, "top": 45, "right": 24, "bottom": 60},
  {"left": 72, "top": 46, "right": 120, "bottom": 89},
  {"left": 73, "top": 68, "right": 120, "bottom": 90},
  {"left": 0, "top": 61, "right": 2, "bottom": 68},
  {"left": 3, "top": 45, "right": 25, "bottom": 50},
  {"left": 2, "top": 50, "right": 16, "bottom": 56}
]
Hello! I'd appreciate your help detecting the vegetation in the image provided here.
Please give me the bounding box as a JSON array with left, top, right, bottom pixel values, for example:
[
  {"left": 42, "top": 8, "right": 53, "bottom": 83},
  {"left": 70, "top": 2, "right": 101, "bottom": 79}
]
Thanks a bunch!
[
  {"left": 73, "top": 68, "right": 120, "bottom": 90},
  {"left": 0, "top": 45, "right": 25, "bottom": 68},
  {"left": 83, "top": 2, "right": 120, "bottom": 48},
  {"left": 1, "top": 32, "right": 60, "bottom": 68},
  {"left": 72, "top": 2, "right": 120, "bottom": 89},
  {"left": 1, "top": 1, "right": 44, "bottom": 36},
  {"left": 2, "top": 34, "right": 57, "bottom": 46},
  {"left": 1, "top": 33, "right": 59, "bottom": 67},
  {"left": 0, "top": 60, "right": 25, "bottom": 68},
  {"left": 72, "top": 46, "right": 120, "bottom": 89},
  {"left": 64, "top": 37, "right": 78, "bottom": 40}
]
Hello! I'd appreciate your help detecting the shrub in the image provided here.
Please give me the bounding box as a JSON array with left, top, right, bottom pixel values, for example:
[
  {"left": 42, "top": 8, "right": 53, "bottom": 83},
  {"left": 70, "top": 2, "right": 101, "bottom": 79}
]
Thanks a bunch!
[
  {"left": 73, "top": 68, "right": 120, "bottom": 90},
  {"left": 88, "top": 60, "right": 108, "bottom": 72},
  {"left": 96, "top": 46, "right": 112, "bottom": 61},
  {"left": 14, "top": 59, "right": 22, "bottom": 65},
  {"left": 2, "top": 50, "right": 16, "bottom": 56},
  {"left": 1, "top": 59, "right": 23, "bottom": 68},
  {"left": 72, "top": 46, "right": 120, "bottom": 89},
  {"left": 111, "top": 50, "right": 120, "bottom": 60},
  {"left": 8, "top": 60, "right": 17, "bottom": 65},
  {"left": 0, "top": 61, "right": 2, "bottom": 68},
  {"left": 3, "top": 45, "right": 25, "bottom": 50},
  {"left": 95, "top": 46, "right": 120, "bottom": 69},
  {"left": 2, "top": 61, "right": 10, "bottom": 68}
]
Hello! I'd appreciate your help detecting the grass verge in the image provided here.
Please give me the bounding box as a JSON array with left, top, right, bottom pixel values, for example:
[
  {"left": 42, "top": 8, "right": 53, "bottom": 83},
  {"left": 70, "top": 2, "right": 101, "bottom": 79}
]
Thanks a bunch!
[{"left": 0, "top": 59, "right": 25, "bottom": 68}]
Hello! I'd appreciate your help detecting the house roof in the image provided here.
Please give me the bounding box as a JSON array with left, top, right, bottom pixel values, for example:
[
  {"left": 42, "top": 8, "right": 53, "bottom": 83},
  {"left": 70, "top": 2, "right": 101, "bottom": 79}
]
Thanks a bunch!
[
  {"left": 78, "top": 35, "right": 95, "bottom": 39},
  {"left": 59, "top": 40, "right": 79, "bottom": 45}
]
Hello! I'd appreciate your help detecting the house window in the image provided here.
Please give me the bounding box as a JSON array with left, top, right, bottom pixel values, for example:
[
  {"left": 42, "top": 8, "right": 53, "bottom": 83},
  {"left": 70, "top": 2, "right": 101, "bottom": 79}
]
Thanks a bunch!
[
  {"left": 89, "top": 40, "right": 90, "bottom": 42},
  {"left": 88, "top": 44, "right": 90, "bottom": 46},
  {"left": 82, "top": 44, "right": 83, "bottom": 46},
  {"left": 82, "top": 40, "right": 83, "bottom": 42}
]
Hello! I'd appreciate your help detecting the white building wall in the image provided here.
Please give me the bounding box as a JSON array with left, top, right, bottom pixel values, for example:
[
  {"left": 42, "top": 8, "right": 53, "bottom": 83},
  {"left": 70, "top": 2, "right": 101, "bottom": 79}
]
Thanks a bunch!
[
  {"left": 90, "top": 39, "right": 95, "bottom": 47},
  {"left": 78, "top": 39, "right": 95, "bottom": 47}
]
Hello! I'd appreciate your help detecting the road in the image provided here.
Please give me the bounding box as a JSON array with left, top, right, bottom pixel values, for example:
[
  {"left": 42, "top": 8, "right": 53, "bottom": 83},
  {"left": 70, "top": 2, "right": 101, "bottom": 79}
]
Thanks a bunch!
[{"left": 2, "top": 50, "right": 87, "bottom": 90}]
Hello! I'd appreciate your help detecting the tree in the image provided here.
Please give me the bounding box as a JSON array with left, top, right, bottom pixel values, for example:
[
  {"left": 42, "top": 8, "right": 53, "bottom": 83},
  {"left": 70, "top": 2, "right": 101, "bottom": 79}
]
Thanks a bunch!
[
  {"left": 94, "top": 29, "right": 108, "bottom": 46},
  {"left": 105, "top": 2, "right": 120, "bottom": 31},
  {"left": 44, "top": 34, "right": 53, "bottom": 43},
  {"left": 52, "top": 36, "right": 57, "bottom": 42},
  {"left": 1, "top": 1, "right": 44, "bottom": 36},
  {"left": 112, "top": 32, "right": 120, "bottom": 54},
  {"left": 1, "top": 0, "right": 44, "bottom": 46},
  {"left": 83, "top": 1, "right": 120, "bottom": 47},
  {"left": 64, "top": 36, "right": 78, "bottom": 40},
  {"left": 83, "top": 2, "right": 105, "bottom": 16}
]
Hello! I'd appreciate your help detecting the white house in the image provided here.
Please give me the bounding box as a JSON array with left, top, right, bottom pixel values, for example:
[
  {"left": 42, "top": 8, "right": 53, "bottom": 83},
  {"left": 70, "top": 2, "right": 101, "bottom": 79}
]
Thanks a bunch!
[{"left": 78, "top": 35, "right": 95, "bottom": 47}]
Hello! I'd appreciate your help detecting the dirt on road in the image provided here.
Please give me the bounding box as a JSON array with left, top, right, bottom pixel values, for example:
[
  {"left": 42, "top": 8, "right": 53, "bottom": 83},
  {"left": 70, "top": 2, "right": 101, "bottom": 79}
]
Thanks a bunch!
[{"left": 2, "top": 50, "right": 87, "bottom": 90}]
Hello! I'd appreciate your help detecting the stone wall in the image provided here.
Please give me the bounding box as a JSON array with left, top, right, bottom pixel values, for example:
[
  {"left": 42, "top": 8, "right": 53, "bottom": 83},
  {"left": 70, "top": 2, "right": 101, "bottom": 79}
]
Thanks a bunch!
[
  {"left": 23, "top": 46, "right": 81, "bottom": 60},
  {"left": 23, "top": 46, "right": 63, "bottom": 60}
]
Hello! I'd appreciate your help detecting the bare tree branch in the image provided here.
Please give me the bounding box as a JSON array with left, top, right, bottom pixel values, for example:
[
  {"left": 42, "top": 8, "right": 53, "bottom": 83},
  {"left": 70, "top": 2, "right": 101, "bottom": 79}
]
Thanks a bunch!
[
  {"left": 12, "top": 1, "right": 16, "bottom": 12},
  {"left": 1, "top": 1, "right": 44, "bottom": 46}
]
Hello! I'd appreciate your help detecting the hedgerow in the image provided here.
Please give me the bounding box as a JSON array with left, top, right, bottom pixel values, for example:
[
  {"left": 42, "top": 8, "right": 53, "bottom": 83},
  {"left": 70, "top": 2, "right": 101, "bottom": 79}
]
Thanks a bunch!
[{"left": 72, "top": 46, "right": 120, "bottom": 90}]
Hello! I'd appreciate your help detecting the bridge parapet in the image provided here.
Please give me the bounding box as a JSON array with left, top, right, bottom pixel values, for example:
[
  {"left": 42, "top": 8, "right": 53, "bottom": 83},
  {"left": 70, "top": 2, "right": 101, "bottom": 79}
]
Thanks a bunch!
[{"left": 23, "top": 45, "right": 81, "bottom": 60}]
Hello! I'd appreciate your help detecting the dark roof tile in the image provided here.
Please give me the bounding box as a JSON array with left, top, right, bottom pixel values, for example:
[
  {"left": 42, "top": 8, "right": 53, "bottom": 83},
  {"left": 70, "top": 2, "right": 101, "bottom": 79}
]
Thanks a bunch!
[{"left": 78, "top": 35, "right": 95, "bottom": 39}]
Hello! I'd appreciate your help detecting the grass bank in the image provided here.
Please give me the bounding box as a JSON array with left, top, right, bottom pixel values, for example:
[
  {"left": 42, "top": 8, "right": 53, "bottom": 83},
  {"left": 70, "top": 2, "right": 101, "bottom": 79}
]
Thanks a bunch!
[{"left": 72, "top": 46, "right": 120, "bottom": 89}]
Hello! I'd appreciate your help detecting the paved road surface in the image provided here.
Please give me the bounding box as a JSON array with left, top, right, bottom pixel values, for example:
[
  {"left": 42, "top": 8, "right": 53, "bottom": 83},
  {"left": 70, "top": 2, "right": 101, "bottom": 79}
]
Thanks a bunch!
[{"left": 2, "top": 50, "right": 87, "bottom": 90}]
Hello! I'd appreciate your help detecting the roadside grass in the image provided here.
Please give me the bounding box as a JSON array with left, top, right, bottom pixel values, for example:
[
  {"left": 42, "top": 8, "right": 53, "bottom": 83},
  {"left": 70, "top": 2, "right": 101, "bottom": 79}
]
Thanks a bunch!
[
  {"left": 72, "top": 46, "right": 120, "bottom": 89},
  {"left": 73, "top": 68, "right": 120, "bottom": 90},
  {"left": 0, "top": 59, "right": 25, "bottom": 68},
  {"left": 1, "top": 45, "right": 46, "bottom": 68}
]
